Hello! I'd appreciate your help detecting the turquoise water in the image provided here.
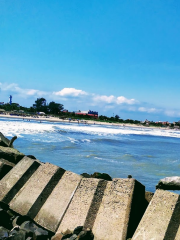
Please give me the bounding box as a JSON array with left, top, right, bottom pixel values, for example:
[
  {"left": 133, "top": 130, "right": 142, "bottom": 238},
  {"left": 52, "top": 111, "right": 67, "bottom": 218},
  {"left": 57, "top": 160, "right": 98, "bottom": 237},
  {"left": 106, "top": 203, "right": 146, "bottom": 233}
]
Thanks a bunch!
[{"left": 1, "top": 117, "right": 180, "bottom": 193}]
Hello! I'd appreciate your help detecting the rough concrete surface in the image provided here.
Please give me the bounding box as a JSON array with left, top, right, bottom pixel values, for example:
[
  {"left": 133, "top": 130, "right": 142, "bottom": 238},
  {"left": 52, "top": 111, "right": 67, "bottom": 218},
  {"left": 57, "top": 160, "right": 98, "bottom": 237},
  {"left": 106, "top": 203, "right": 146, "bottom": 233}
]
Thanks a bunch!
[
  {"left": 9, "top": 163, "right": 65, "bottom": 216},
  {"left": 0, "top": 157, "right": 40, "bottom": 203},
  {"left": 0, "top": 158, "right": 14, "bottom": 180},
  {"left": 132, "top": 189, "right": 180, "bottom": 240},
  {"left": 92, "top": 178, "right": 144, "bottom": 240},
  {"left": 57, "top": 178, "right": 100, "bottom": 234},
  {"left": 34, "top": 171, "right": 82, "bottom": 232},
  {"left": 0, "top": 146, "right": 24, "bottom": 164}
]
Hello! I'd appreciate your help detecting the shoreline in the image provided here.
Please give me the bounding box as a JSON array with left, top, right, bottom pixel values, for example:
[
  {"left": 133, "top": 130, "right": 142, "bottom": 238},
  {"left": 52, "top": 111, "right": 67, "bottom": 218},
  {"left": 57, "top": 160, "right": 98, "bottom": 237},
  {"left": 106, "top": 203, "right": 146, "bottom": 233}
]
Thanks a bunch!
[{"left": 0, "top": 113, "right": 171, "bottom": 130}]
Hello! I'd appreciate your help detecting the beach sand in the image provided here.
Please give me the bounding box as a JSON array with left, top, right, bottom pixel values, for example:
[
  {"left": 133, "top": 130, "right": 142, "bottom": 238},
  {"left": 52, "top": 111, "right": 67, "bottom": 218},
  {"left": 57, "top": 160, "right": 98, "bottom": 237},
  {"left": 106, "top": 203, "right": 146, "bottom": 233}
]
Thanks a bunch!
[{"left": 0, "top": 113, "right": 165, "bottom": 130}]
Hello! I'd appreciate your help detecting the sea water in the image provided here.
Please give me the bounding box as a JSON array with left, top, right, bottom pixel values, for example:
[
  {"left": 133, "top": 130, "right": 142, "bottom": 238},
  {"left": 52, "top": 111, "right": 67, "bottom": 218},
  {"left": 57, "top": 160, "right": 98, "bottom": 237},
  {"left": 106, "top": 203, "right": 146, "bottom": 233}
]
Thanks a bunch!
[{"left": 1, "top": 117, "right": 180, "bottom": 193}]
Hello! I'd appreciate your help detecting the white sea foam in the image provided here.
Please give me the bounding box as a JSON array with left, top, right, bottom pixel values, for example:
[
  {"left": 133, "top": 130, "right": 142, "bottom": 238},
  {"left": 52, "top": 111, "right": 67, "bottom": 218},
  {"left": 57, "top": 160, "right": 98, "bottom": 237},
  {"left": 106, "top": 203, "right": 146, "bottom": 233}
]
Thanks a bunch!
[
  {"left": 0, "top": 119, "right": 55, "bottom": 137},
  {"left": 1, "top": 118, "right": 180, "bottom": 138},
  {"left": 55, "top": 124, "right": 180, "bottom": 138}
]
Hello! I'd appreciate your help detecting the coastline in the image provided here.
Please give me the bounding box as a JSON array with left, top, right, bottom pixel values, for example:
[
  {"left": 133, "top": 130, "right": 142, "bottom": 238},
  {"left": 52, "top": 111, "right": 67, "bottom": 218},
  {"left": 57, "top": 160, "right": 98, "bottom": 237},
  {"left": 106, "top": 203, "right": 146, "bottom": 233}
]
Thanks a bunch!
[{"left": 0, "top": 113, "right": 168, "bottom": 130}]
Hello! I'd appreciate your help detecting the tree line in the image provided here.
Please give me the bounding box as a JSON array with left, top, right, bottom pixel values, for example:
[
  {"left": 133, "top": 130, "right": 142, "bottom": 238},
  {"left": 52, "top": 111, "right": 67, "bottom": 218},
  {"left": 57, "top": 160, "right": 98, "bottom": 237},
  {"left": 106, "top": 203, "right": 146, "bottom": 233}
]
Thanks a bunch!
[{"left": 0, "top": 97, "right": 64, "bottom": 115}]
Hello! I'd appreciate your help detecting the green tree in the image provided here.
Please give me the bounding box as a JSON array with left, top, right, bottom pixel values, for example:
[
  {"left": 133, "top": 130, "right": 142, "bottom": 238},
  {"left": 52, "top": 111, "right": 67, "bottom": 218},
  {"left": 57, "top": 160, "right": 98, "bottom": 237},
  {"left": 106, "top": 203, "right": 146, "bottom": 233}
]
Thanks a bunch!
[
  {"left": 48, "top": 101, "right": 64, "bottom": 114},
  {"left": 33, "top": 98, "right": 47, "bottom": 112}
]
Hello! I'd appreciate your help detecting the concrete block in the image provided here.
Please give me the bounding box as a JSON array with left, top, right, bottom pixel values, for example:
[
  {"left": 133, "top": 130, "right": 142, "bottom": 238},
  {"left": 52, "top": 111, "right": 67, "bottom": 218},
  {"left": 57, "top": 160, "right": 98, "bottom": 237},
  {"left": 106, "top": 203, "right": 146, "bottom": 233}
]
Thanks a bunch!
[
  {"left": 9, "top": 163, "right": 65, "bottom": 218},
  {"left": 0, "top": 156, "right": 40, "bottom": 204},
  {"left": 57, "top": 178, "right": 102, "bottom": 234},
  {"left": 132, "top": 189, "right": 180, "bottom": 240},
  {"left": 0, "top": 146, "right": 25, "bottom": 164},
  {"left": 92, "top": 178, "right": 145, "bottom": 240},
  {"left": 34, "top": 171, "right": 82, "bottom": 232},
  {"left": 0, "top": 158, "right": 14, "bottom": 180}
]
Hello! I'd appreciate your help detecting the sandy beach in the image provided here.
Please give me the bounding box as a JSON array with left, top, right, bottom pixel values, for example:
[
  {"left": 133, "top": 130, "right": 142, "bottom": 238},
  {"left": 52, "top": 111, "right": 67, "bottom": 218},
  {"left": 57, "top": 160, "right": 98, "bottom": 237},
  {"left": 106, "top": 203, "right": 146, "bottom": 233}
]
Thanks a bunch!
[{"left": 0, "top": 113, "right": 165, "bottom": 130}]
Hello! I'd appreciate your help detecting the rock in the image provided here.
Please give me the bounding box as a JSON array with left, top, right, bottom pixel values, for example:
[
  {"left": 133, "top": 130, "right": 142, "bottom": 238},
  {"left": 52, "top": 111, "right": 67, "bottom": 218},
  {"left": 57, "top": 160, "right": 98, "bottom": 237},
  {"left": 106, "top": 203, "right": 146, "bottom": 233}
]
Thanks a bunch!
[
  {"left": 0, "top": 208, "right": 13, "bottom": 229},
  {"left": 69, "top": 234, "right": 77, "bottom": 240},
  {"left": 0, "top": 226, "right": 9, "bottom": 239},
  {"left": 145, "top": 191, "right": 154, "bottom": 203},
  {"left": 9, "top": 229, "right": 27, "bottom": 240},
  {"left": 80, "top": 173, "right": 91, "bottom": 178},
  {"left": 12, "top": 216, "right": 30, "bottom": 228},
  {"left": 20, "top": 221, "right": 49, "bottom": 240},
  {"left": 91, "top": 172, "right": 112, "bottom": 181},
  {"left": 156, "top": 176, "right": 180, "bottom": 190},
  {"left": 61, "top": 229, "right": 73, "bottom": 239},
  {"left": 73, "top": 226, "right": 83, "bottom": 236},
  {"left": 26, "top": 155, "right": 36, "bottom": 160},
  {"left": 51, "top": 233, "right": 64, "bottom": 240},
  {"left": 33, "top": 227, "right": 49, "bottom": 240},
  {"left": 0, "top": 147, "right": 24, "bottom": 164},
  {"left": 78, "top": 229, "right": 94, "bottom": 240},
  {"left": 0, "top": 159, "right": 14, "bottom": 180}
]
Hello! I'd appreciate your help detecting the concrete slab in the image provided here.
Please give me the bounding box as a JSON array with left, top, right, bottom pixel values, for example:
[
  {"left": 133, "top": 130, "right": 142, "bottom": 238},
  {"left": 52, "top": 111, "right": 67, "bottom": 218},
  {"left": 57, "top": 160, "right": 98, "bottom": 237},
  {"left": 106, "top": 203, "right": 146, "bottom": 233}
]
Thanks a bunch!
[
  {"left": 0, "top": 156, "right": 40, "bottom": 204},
  {"left": 132, "top": 189, "right": 180, "bottom": 240},
  {"left": 34, "top": 171, "right": 82, "bottom": 232},
  {"left": 92, "top": 178, "right": 145, "bottom": 240},
  {"left": 9, "top": 163, "right": 65, "bottom": 218},
  {"left": 57, "top": 178, "right": 101, "bottom": 234},
  {"left": 0, "top": 146, "right": 25, "bottom": 164},
  {"left": 0, "top": 158, "right": 15, "bottom": 180}
]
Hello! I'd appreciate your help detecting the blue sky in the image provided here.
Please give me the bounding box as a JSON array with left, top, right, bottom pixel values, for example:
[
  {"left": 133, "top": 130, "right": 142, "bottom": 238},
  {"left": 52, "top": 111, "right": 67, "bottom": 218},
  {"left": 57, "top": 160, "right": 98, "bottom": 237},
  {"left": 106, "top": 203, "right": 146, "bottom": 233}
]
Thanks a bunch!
[{"left": 0, "top": 0, "right": 180, "bottom": 121}]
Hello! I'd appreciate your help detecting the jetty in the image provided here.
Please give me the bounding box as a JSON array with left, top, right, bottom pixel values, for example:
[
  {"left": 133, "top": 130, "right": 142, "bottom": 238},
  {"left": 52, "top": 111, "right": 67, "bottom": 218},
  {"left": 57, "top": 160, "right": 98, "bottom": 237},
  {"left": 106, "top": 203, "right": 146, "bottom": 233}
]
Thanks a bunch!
[{"left": 0, "top": 133, "right": 180, "bottom": 239}]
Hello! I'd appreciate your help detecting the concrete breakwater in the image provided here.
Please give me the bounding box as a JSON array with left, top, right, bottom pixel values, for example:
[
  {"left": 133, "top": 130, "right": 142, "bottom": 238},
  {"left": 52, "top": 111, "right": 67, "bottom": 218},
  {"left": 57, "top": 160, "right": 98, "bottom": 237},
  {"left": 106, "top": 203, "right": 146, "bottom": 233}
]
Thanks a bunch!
[{"left": 0, "top": 133, "right": 180, "bottom": 240}]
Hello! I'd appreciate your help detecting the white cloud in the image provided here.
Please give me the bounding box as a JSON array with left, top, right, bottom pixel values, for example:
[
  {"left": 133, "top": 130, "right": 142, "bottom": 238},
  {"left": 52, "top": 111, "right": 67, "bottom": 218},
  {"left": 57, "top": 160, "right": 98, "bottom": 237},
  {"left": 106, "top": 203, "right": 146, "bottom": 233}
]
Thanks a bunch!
[
  {"left": 116, "top": 96, "right": 137, "bottom": 105},
  {"left": 53, "top": 88, "right": 87, "bottom": 97},
  {"left": 93, "top": 95, "right": 115, "bottom": 103},
  {"left": 93, "top": 95, "right": 137, "bottom": 105},
  {"left": 0, "top": 82, "right": 47, "bottom": 98},
  {"left": 138, "top": 107, "right": 160, "bottom": 113}
]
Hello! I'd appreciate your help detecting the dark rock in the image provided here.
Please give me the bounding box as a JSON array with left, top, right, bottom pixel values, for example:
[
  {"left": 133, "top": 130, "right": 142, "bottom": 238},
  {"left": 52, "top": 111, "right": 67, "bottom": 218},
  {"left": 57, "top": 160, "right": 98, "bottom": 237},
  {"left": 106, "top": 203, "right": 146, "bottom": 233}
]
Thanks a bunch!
[
  {"left": 156, "top": 176, "right": 180, "bottom": 190},
  {"left": 33, "top": 227, "right": 49, "bottom": 240},
  {"left": 26, "top": 155, "right": 36, "bottom": 160},
  {"left": 91, "top": 172, "right": 112, "bottom": 181},
  {"left": 0, "top": 159, "right": 14, "bottom": 180},
  {"left": 0, "top": 147, "right": 24, "bottom": 164},
  {"left": 0, "top": 209, "right": 13, "bottom": 229},
  {"left": 62, "top": 234, "right": 73, "bottom": 240},
  {"left": 0, "top": 226, "right": 9, "bottom": 239},
  {"left": 12, "top": 216, "right": 30, "bottom": 227},
  {"left": 81, "top": 173, "right": 91, "bottom": 178},
  {"left": 69, "top": 234, "right": 77, "bottom": 240},
  {"left": 145, "top": 191, "right": 154, "bottom": 203},
  {"left": 128, "top": 175, "right": 132, "bottom": 178},
  {"left": 20, "top": 221, "right": 49, "bottom": 240},
  {"left": 9, "top": 229, "right": 27, "bottom": 240},
  {"left": 61, "top": 229, "right": 73, "bottom": 239},
  {"left": 8, "top": 227, "right": 20, "bottom": 238},
  {"left": 73, "top": 226, "right": 83, "bottom": 236},
  {"left": 51, "top": 233, "right": 63, "bottom": 240},
  {"left": 78, "top": 229, "right": 94, "bottom": 240}
]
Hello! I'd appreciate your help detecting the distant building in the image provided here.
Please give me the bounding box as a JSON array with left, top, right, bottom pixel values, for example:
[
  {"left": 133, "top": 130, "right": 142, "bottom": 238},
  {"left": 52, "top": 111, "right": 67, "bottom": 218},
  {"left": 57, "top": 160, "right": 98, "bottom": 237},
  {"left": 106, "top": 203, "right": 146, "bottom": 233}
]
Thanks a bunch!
[
  {"left": 0, "top": 102, "right": 4, "bottom": 105},
  {"left": 9, "top": 95, "right": 12, "bottom": 105},
  {"left": 38, "top": 112, "right": 46, "bottom": 115},
  {"left": 74, "top": 110, "right": 98, "bottom": 118}
]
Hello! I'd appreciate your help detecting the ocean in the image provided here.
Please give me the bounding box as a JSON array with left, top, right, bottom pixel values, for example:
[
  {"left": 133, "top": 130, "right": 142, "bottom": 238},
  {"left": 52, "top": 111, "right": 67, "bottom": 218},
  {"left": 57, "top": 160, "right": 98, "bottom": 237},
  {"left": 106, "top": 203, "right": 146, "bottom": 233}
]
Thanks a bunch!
[{"left": 1, "top": 117, "right": 180, "bottom": 193}]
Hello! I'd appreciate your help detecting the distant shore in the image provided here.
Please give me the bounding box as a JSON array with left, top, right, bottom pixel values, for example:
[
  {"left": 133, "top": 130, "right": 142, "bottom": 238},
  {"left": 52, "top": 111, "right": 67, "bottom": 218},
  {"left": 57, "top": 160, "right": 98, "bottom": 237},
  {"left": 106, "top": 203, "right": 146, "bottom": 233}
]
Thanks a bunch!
[{"left": 0, "top": 113, "right": 172, "bottom": 130}]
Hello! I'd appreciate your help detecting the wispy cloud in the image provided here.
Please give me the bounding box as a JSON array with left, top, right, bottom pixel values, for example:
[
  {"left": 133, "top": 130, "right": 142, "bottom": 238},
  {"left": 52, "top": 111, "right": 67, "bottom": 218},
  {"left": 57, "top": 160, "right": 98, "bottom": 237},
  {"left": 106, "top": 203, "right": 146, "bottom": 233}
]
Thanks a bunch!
[
  {"left": 53, "top": 88, "right": 88, "bottom": 97},
  {"left": 93, "top": 95, "right": 137, "bottom": 105}
]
